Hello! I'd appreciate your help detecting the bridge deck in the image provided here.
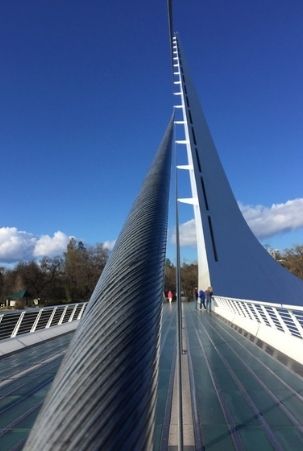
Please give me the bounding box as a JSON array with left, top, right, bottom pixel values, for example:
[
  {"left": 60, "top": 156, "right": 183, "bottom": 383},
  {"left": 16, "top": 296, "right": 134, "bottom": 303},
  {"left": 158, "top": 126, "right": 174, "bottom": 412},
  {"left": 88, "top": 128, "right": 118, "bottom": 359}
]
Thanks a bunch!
[
  {"left": 0, "top": 303, "right": 302, "bottom": 450},
  {"left": 184, "top": 302, "right": 303, "bottom": 450},
  {"left": 0, "top": 333, "right": 72, "bottom": 450}
]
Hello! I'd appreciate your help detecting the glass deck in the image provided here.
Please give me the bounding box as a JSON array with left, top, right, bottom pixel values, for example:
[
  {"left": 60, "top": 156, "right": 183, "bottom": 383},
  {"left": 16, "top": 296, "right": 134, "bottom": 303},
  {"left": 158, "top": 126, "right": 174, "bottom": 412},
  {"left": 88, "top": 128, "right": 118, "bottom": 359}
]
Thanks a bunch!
[{"left": 0, "top": 302, "right": 302, "bottom": 450}]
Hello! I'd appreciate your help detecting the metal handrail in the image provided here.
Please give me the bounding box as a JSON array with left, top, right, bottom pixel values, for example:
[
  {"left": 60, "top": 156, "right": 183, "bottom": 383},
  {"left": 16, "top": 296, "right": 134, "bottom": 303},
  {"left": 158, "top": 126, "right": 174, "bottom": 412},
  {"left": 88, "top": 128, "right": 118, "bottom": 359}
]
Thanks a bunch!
[
  {"left": 214, "top": 295, "right": 303, "bottom": 312},
  {"left": 214, "top": 296, "right": 303, "bottom": 340},
  {"left": 0, "top": 302, "right": 87, "bottom": 341}
]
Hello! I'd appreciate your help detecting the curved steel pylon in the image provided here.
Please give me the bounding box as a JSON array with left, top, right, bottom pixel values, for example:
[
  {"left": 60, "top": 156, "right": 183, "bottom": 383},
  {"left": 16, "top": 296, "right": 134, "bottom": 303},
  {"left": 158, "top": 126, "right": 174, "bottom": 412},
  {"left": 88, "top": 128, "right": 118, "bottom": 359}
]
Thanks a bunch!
[
  {"left": 171, "top": 32, "right": 303, "bottom": 304},
  {"left": 24, "top": 118, "right": 173, "bottom": 451}
]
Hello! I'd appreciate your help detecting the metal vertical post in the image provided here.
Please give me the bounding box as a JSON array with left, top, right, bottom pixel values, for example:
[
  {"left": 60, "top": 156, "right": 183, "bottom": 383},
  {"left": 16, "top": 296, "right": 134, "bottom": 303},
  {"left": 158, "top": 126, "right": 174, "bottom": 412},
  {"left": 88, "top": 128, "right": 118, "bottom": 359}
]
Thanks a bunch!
[
  {"left": 175, "top": 142, "right": 184, "bottom": 451},
  {"left": 168, "top": 0, "right": 184, "bottom": 445},
  {"left": 11, "top": 312, "right": 25, "bottom": 338}
]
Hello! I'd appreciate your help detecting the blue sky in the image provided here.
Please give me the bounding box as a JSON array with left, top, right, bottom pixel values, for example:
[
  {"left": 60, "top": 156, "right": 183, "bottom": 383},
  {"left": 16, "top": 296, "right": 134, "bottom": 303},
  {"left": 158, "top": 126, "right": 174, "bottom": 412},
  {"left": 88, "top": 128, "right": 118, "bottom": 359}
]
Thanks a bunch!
[{"left": 1, "top": 0, "right": 303, "bottom": 264}]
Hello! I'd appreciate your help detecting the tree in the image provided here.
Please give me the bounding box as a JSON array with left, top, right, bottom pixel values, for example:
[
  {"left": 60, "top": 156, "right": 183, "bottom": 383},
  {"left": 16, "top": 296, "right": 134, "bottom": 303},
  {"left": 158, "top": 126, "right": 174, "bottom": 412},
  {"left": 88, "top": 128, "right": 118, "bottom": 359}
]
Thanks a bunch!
[
  {"left": 180, "top": 263, "right": 198, "bottom": 298},
  {"left": 64, "top": 239, "right": 87, "bottom": 301},
  {"left": 85, "top": 243, "right": 109, "bottom": 292},
  {"left": 0, "top": 268, "right": 4, "bottom": 302},
  {"left": 40, "top": 256, "right": 65, "bottom": 303},
  {"left": 12, "top": 262, "right": 43, "bottom": 299},
  {"left": 281, "top": 245, "right": 303, "bottom": 280},
  {"left": 164, "top": 259, "right": 199, "bottom": 298},
  {"left": 164, "top": 259, "right": 176, "bottom": 293},
  {"left": 64, "top": 239, "right": 109, "bottom": 302},
  {"left": 0, "top": 239, "right": 109, "bottom": 306}
]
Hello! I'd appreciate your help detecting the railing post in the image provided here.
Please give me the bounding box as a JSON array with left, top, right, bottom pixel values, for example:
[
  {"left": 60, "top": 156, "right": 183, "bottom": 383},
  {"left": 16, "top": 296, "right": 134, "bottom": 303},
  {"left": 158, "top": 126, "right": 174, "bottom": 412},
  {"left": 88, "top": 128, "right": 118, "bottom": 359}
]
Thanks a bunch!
[
  {"left": 77, "top": 303, "right": 86, "bottom": 320},
  {"left": 58, "top": 306, "right": 68, "bottom": 325},
  {"left": 227, "top": 299, "right": 237, "bottom": 314},
  {"left": 46, "top": 307, "right": 57, "bottom": 329},
  {"left": 240, "top": 302, "right": 249, "bottom": 319},
  {"left": 233, "top": 300, "right": 245, "bottom": 317},
  {"left": 11, "top": 312, "right": 25, "bottom": 337},
  {"left": 287, "top": 310, "right": 303, "bottom": 339},
  {"left": 250, "top": 303, "right": 266, "bottom": 325},
  {"left": 226, "top": 298, "right": 236, "bottom": 313},
  {"left": 30, "top": 309, "right": 43, "bottom": 333},
  {"left": 227, "top": 299, "right": 238, "bottom": 323},
  {"left": 272, "top": 307, "right": 291, "bottom": 335},
  {"left": 68, "top": 304, "right": 78, "bottom": 322},
  {"left": 237, "top": 301, "right": 249, "bottom": 318},
  {"left": 260, "top": 305, "right": 277, "bottom": 330}
]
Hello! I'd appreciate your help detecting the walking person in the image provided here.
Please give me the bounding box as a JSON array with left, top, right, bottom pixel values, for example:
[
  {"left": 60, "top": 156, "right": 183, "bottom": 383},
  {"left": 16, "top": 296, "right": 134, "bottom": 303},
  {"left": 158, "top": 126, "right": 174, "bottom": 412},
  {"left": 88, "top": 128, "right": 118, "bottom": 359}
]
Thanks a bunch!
[
  {"left": 198, "top": 289, "right": 206, "bottom": 310},
  {"left": 205, "top": 286, "right": 213, "bottom": 312},
  {"left": 167, "top": 290, "right": 173, "bottom": 304}
]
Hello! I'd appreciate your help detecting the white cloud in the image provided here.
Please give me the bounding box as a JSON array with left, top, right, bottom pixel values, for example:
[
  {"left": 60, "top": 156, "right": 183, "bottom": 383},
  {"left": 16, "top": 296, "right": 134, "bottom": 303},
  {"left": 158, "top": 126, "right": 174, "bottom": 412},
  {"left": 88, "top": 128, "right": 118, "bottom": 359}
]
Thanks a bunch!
[
  {"left": 0, "top": 227, "right": 36, "bottom": 262},
  {"left": 171, "top": 198, "right": 303, "bottom": 246},
  {"left": 171, "top": 219, "right": 196, "bottom": 247},
  {"left": 0, "top": 227, "right": 72, "bottom": 263},
  {"left": 179, "top": 219, "right": 196, "bottom": 246},
  {"left": 103, "top": 240, "right": 116, "bottom": 251},
  {"left": 239, "top": 198, "right": 303, "bottom": 239},
  {"left": 33, "top": 231, "right": 71, "bottom": 257}
]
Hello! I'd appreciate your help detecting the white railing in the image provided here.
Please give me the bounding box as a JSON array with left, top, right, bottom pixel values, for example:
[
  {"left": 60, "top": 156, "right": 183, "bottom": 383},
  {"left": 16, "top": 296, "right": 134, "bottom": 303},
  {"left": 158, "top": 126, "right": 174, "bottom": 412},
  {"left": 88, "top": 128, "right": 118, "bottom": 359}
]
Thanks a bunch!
[
  {"left": 0, "top": 302, "right": 87, "bottom": 341},
  {"left": 213, "top": 296, "right": 303, "bottom": 365}
]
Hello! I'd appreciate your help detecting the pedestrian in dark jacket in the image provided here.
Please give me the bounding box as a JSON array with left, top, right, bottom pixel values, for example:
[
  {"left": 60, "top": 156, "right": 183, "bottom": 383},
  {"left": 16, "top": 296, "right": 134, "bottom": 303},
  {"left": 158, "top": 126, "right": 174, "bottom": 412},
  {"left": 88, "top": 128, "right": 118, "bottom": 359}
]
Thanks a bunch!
[{"left": 198, "top": 289, "right": 206, "bottom": 310}]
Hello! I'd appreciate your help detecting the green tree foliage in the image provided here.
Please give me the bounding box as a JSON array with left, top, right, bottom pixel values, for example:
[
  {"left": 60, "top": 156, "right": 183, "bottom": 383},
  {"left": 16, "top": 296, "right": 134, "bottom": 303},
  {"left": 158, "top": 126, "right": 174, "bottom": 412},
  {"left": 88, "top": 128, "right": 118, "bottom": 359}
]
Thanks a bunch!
[
  {"left": 164, "top": 258, "right": 176, "bottom": 293},
  {"left": 280, "top": 245, "right": 303, "bottom": 280},
  {"left": 180, "top": 263, "right": 198, "bottom": 298},
  {"left": 0, "top": 240, "right": 109, "bottom": 306},
  {"left": 64, "top": 239, "right": 108, "bottom": 301},
  {"left": 0, "top": 268, "right": 4, "bottom": 300},
  {"left": 1, "top": 243, "right": 303, "bottom": 307},
  {"left": 164, "top": 259, "right": 198, "bottom": 298},
  {"left": 166, "top": 245, "right": 303, "bottom": 300},
  {"left": 40, "top": 256, "right": 66, "bottom": 303}
]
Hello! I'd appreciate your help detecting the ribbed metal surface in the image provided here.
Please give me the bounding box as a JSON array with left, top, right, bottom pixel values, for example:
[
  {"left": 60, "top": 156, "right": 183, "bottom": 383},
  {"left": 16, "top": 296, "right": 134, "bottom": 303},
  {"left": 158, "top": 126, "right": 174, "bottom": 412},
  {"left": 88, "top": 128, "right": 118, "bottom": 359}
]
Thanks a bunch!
[{"left": 24, "top": 119, "right": 173, "bottom": 451}]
